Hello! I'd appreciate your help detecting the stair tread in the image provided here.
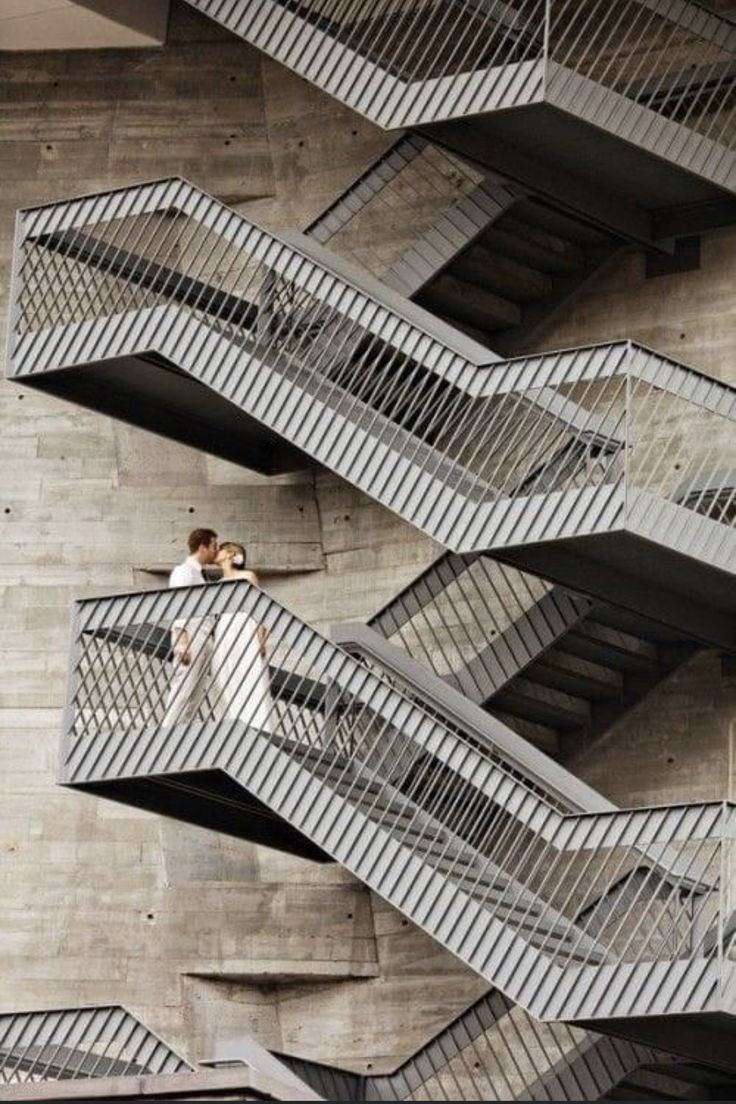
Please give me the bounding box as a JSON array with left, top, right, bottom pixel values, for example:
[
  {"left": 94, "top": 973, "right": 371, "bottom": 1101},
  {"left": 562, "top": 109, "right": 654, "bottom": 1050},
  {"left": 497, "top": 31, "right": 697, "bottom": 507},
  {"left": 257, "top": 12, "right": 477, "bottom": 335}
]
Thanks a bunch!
[
  {"left": 527, "top": 648, "right": 624, "bottom": 698},
  {"left": 561, "top": 619, "right": 660, "bottom": 669},
  {"left": 422, "top": 273, "right": 521, "bottom": 331},
  {"left": 451, "top": 247, "right": 554, "bottom": 303},
  {"left": 481, "top": 217, "right": 585, "bottom": 273},
  {"left": 513, "top": 197, "right": 614, "bottom": 248},
  {"left": 492, "top": 675, "right": 591, "bottom": 727},
  {"left": 489, "top": 709, "right": 560, "bottom": 755}
]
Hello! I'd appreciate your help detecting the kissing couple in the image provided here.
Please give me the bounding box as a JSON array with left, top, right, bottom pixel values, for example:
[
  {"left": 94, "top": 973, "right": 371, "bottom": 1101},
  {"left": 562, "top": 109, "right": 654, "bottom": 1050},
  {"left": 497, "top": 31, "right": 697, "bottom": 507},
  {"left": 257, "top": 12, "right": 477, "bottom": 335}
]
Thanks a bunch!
[{"left": 161, "top": 528, "right": 272, "bottom": 733}]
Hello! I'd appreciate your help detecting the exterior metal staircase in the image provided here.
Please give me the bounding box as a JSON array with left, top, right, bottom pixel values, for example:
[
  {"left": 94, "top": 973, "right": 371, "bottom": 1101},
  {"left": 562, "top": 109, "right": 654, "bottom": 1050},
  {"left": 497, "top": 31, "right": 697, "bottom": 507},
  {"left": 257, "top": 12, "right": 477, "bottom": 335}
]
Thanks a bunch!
[
  {"left": 7, "top": 41, "right": 736, "bottom": 1085},
  {"left": 360, "top": 553, "right": 703, "bottom": 760},
  {"left": 183, "top": 0, "right": 736, "bottom": 221},
  {"left": 55, "top": 577, "right": 736, "bottom": 1068},
  {"left": 0, "top": 1006, "right": 319, "bottom": 1101},
  {"left": 4, "top": 1002, "right": 733, "bottom": 1100},
  {"left": 278, "top": 993, "right": 688, "bottom": 1100},
  {"left": 278, "top": 993, "right": 736, "bottom": 1100},
  {"left": 306, "top": 133, "right": 625, "bottom": 357},
  {"left": 8, "top": 181, "right": 736, "bottom": 652},
  {"left": 0, "top": 1006, "right": 191, "bottom": 1085}
]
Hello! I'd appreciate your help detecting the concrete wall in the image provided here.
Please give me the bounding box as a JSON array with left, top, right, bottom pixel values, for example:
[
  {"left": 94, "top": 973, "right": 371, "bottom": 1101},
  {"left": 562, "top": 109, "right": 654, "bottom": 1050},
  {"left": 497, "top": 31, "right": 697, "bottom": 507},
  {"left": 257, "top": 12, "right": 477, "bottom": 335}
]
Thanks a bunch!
[
  {"left": 0, "top": 0, "right": 482, "bottom": 1070},
  {"left": 0, "top": 0, "right": 734, "bottom": 1072}
]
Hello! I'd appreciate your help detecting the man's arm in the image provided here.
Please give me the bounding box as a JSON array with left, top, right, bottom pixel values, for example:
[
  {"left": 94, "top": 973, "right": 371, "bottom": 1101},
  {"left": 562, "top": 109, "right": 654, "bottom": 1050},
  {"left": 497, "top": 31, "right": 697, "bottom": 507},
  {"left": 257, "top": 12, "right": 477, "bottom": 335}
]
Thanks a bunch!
[{"left": 169, "top": 563, "right": 195, "bottom": 665}]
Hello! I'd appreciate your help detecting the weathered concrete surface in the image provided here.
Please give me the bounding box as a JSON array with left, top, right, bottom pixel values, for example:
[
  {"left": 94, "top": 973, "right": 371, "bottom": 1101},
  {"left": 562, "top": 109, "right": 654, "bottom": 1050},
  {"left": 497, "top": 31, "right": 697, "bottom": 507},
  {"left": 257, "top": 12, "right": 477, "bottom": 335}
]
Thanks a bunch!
[
  {"left": 0, "top": 0, "right": 475, "bottom": 1071},
  {"left": 0, "top": 0, "right": 734, "bottom": 1074}
]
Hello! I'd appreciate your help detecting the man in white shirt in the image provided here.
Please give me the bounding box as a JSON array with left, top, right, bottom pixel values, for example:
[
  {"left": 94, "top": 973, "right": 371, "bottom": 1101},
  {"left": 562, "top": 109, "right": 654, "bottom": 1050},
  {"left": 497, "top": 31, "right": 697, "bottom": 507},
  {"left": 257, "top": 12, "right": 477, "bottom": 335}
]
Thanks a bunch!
[{"left": 161, "top": 528, "right": 219, "bottom": 729}]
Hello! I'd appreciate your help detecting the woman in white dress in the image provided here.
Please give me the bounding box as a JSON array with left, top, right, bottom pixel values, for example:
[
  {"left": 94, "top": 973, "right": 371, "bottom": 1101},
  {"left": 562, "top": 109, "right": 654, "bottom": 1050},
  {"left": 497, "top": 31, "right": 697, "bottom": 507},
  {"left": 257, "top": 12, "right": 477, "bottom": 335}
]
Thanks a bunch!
[{"left": 211, "top": 541, "right": 273, "bottom": 732}]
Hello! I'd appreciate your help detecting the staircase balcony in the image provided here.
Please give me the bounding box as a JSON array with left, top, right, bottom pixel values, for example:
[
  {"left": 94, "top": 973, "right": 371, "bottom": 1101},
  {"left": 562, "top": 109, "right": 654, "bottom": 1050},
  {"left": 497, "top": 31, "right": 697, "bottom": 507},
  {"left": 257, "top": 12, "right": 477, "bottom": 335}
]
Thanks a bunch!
[
  {"left": 185, "top": 0, "right": 736, "bottom": 210},
  {"left": 9, "top": 181, "right": 735, "bottom": 648},
  {"left": 59, "top": 578, "right": 736, "bottom": 1059}
]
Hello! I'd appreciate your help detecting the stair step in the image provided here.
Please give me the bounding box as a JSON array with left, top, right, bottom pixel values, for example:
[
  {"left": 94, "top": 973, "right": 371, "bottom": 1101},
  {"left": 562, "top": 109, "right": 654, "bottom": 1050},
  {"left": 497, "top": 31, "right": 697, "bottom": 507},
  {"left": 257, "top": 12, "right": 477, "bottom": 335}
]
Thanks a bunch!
[
  {"left": 489, "top": 710, "right": 560, "bottom": 756},
  {"left": 513, "top": 197, "right": 613, "bottom": 249},
  {"left": 421, "top": 273, "right": 521, "bottom": 331},
  {"left": 560, "top": 620, "right": 660, "bottom": 671},
  {"left": 527, "top": 648, "right": 624, "bottom": 700},
  {"left": 492, "top": 676, "right": 592, "bottom": 728},
  {"left": 481, "top": 217, "right": 585, "bottom": 274},
  {"left": 451, "top": 247, "right": 554, "bottom": 302},
  {"left": 435, "top": 312, "right": 496, "bottom": 349},
  {"left": 589, "top": 603, "right": 687, "bottom": 644}
]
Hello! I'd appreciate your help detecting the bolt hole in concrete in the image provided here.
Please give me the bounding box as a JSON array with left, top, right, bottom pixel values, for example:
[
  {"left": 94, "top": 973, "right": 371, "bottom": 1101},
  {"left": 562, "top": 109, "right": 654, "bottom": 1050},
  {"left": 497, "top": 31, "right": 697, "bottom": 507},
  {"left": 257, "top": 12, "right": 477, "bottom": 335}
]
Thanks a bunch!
[
  {"left": 667, "top": 757, "right": 675, "bottom": 764},
  {"left": 346, "top": 913, "right": 353, "bottom": 919},
  {"left": 146, "top": 912, "right": 154, "bottom": 920},
  {"left": 4, "top": 508, "right": 10, "bottom": 515},
  {"left": 188, "top": 506, "right": 195, "bottom": 513}
]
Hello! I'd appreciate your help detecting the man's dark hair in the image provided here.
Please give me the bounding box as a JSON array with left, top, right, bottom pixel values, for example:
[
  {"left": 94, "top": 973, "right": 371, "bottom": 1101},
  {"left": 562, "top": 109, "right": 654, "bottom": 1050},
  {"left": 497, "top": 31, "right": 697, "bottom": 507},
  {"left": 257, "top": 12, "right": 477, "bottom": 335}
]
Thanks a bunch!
[{"left": 187, "top": 528, "right": 218, "bottom": 554}]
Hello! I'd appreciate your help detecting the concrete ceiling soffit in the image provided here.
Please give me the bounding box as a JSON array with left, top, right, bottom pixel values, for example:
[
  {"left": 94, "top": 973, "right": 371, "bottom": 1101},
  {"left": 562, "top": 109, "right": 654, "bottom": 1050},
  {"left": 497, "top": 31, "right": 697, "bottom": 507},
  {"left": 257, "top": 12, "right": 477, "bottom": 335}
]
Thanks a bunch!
[{"left": 0, "top": 0, "right": 170, "bottom": 51}]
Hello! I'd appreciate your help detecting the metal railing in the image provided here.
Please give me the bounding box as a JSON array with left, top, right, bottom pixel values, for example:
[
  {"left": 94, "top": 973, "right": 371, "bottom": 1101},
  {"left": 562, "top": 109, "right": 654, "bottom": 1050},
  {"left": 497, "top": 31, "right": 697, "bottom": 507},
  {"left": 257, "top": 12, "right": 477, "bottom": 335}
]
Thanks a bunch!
[
  {"left": 305, "top": 133, "right": 522, "bottom": 294},
  {"left": 0, "top": 1001, "right": 665, "bottom": 1101},
  {"left": 185, "top": 0, "right": 736, "bottom": 190},
  {"left": 0, "top": 1007, "right": 190, "bottom": 1085},
  {"left": 60, "top": 579, "right": 736, "bottom": 1025},
  {"left": 368, "top": 552, "right": 592, "bottom": 706},
  {"left": 10, "top": 182, "right": 736, "bottom": 600}
]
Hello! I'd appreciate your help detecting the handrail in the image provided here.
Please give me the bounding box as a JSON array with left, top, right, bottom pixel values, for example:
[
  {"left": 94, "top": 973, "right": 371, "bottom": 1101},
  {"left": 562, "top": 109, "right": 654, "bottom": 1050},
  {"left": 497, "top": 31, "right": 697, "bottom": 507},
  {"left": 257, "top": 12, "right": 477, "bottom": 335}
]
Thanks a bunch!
[
  {"left": 276, "top": 991, "right": 665, "bottom": 1100},
  {"left": 331, "top": 620, "right": 611, "bottom": 813}
]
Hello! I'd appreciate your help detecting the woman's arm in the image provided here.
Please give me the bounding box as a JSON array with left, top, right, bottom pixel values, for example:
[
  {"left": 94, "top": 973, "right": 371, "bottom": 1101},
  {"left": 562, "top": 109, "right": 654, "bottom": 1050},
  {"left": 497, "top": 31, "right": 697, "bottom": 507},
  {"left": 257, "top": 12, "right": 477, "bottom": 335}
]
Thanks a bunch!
[
  {"left": 245, "top": 569, "right": 269, "bottom": 657},
  {"left": 172, "top": 627, "right": 191, "bottom": 665}
]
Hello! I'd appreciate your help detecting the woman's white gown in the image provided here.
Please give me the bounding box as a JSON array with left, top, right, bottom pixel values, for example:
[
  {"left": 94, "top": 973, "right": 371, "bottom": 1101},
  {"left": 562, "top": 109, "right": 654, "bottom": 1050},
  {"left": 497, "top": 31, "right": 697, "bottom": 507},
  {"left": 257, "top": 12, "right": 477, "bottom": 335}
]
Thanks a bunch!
[{"left": 212, "top": 611, "right": 273, "bottom": 731}]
